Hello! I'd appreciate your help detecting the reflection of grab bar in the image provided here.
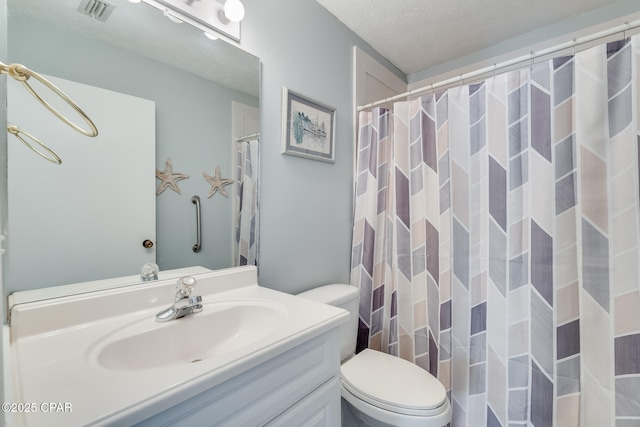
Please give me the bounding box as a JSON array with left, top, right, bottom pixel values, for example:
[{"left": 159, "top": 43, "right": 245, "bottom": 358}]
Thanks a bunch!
[
  {"left": 192, "top": 196, "right": 202, "bottom": 253},
  {"left": 7, "top": 124, "right": 62, "bottom": 165},
  {"left": 1, "top": 62, "right": 98, "bottom": 137}
]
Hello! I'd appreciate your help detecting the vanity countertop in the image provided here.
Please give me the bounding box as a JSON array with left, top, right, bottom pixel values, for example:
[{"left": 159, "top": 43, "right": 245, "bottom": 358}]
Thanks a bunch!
[{"left": 6, "top": 266, "right": 348, "bottom": 426}]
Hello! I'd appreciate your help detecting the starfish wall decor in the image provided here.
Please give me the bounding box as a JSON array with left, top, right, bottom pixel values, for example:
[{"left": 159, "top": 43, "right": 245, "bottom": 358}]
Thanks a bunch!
[
  {"left": 156, "top": 158, "right": 189, "bottom": 195},
  {"left": 203, "top": 165, "right": 234, "bottom": 198}
]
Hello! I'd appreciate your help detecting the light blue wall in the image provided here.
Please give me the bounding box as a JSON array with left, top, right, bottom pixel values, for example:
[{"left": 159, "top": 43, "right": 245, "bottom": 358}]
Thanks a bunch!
[
  {"left": 6, "top": 14, "right": 258, "bottom": 293},
  {"left": 237, "top": 0, "right": 403, "bottom": 294}
]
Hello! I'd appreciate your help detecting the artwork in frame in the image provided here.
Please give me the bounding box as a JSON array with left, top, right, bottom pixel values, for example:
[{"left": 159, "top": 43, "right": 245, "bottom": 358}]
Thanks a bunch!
[{"left": 281, "top": 87, "right": 336, "bottom": 163}]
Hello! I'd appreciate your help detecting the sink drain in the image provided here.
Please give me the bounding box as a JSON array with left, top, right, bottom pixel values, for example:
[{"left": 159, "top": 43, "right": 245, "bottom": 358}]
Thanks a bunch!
[{"left": 190, "top": 359, "right": 202, "bottom": 363}]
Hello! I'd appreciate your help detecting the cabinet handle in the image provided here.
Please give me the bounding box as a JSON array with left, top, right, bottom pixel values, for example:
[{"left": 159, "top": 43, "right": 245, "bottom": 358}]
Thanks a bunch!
[{"left": 142, "top": 239, "right": 154, "bottom": 249}]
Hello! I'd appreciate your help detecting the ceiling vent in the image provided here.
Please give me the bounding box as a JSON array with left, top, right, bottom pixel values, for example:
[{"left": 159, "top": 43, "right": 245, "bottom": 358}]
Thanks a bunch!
[{"left": 77, "top": 0, "right": 115, "bottom": 23}]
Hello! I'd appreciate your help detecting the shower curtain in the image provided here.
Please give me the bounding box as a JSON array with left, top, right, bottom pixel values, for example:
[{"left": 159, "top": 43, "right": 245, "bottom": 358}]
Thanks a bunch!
[
  {"left": 235, "top": 138, "right": 259, "bottom": 266},
  {"left": 351, "top": 36, "right": 640, "bottom": 426}
]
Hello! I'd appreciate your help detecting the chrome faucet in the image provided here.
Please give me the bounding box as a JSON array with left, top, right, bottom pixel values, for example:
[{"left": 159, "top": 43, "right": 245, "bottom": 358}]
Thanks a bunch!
[{"left": 155, "top": 276, "right": 203, "bottom": 322}]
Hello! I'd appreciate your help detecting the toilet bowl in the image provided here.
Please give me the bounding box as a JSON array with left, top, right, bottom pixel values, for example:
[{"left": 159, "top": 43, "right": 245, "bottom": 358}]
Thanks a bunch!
[{"left": 297, "top": 285, "right": 451, "bottom": 427}]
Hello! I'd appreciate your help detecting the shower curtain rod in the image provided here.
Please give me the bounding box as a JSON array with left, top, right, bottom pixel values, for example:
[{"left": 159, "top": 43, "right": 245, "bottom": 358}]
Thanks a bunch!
[
  {"left": 358, "top": 18, "right": 640, "bottom": 111},
  {"left": 236, "top": 132, "right": 260, "bottom": 143}
]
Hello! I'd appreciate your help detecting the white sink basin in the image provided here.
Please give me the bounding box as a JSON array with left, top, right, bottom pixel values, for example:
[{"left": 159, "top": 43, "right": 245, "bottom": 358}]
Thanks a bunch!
[
  {"left": 7, "top": 266, "right": 349, "bottom": 426},
  {"left": 90, "top": 300, "right": 287, "bottom": 371}
]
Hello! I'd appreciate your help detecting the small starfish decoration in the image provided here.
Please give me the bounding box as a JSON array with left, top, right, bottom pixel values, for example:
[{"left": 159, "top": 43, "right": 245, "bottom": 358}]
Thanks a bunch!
[
  {"left": 156, "top": 158, "right": 189, "bottom": 195},
  {"left": 203, "top": 165, "right": 234, "bottom": 198}
]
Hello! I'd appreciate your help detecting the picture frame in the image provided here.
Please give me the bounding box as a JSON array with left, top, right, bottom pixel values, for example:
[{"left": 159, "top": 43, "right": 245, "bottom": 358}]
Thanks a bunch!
[{"left": 281, "top": 87, "right": 336, "bottom": 163}]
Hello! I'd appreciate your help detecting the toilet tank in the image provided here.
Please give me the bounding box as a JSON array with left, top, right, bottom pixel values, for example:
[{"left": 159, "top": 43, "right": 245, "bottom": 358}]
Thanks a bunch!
[{"left": 297, "top": 284, "right": 359, "bottom": 362}]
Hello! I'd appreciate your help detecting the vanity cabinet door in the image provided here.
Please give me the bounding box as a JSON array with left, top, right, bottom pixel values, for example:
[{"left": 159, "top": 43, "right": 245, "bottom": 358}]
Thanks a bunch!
[
  {"left": 133, "top": 329, "right": 341, "bottom": 427},
  {"left": 265, "top": 377, "right": 341, "bottom": 427}
]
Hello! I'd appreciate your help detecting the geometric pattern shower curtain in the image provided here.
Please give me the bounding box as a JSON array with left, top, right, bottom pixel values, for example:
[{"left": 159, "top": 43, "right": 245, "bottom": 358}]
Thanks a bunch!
[
  {"left": 351, "top": 35, "right": 640, "bottom": 426},
  {"left": 234, "top": 138, "right": 259, "bottom": 266}
]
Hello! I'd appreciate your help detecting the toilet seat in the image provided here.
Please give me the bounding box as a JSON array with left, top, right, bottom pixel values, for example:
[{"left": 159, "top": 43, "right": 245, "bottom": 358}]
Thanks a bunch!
[{"left": 341, "top": 349, "right": 448, "bottom": 417}]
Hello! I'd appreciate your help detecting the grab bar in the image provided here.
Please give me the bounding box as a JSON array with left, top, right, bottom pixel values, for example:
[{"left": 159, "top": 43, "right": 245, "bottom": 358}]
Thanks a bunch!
[{"left": 191, "top": 196, "right": 201, "bottom": 253}]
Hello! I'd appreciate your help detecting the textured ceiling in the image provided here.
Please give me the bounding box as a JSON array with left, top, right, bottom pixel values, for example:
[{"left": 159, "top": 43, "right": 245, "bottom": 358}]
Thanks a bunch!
[
  {"left": 316, "top": 0, "right": 619, "bottom": 76},
  {"left": 7, "top": 0, "right": 260, "bottom": 98}
]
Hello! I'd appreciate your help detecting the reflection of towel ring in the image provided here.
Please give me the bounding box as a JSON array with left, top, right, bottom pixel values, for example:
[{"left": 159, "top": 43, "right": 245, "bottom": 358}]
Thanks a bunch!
[
  {"left": 1, "top": 62, "right": 98, "bottom": 137},
  {"left": 7, "top": 124, "right": 62, "bottom": 165}
]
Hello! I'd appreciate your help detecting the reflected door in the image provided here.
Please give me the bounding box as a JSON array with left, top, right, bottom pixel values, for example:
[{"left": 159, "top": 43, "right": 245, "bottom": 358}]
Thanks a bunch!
[{"left": 6, "top": 74, "right": 156, "bottom": 292}]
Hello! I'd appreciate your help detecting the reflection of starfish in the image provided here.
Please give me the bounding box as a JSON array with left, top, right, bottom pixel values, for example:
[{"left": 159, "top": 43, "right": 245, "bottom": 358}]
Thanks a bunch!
[
  {"left": 155, "top": 158, "right": 189, "bottom": 195},
  {"left": 203, "top": 165, "right": 234, "bottom": 198}
]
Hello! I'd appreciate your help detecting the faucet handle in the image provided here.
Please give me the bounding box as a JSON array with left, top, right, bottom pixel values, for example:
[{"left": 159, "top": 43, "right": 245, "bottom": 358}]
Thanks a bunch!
[
  {"left": 176, "top": 275, "right": 197, "bottom": 298},
  {"left": 140, "top": 262, "right": 159, "bottom": 282}
]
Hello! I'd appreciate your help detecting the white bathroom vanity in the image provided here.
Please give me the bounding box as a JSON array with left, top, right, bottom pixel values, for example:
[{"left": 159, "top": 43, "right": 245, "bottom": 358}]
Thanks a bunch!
[{"left": 4, "top": 266, "right": 348, "bottom": 426}]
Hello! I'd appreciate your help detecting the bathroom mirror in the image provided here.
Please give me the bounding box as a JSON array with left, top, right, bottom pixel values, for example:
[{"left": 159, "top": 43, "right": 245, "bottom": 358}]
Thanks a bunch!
[{"left": 4, "top": 0, "right": 260, "bottom": 298}]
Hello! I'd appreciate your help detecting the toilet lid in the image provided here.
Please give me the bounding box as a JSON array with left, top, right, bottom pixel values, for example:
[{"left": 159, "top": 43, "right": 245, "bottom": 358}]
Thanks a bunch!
[{"left": 341, "top": 349, "right": 447, "bottom": 412}]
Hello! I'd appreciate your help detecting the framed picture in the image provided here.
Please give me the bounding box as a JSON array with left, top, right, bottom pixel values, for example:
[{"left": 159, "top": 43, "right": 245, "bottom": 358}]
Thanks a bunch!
[{"left": 282, "top": 87, "right": 336, "bottom": 163}]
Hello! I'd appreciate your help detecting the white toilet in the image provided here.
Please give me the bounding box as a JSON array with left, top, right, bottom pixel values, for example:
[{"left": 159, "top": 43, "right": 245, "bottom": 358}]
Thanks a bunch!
[{"left": 297, "top": 284, "right": 451, "bottom": 427}]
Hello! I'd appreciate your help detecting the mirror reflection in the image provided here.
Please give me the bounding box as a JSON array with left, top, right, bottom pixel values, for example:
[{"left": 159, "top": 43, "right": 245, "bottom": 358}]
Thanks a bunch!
[{"left": 5, "top": 0, "right": 260, "bottom": 297}]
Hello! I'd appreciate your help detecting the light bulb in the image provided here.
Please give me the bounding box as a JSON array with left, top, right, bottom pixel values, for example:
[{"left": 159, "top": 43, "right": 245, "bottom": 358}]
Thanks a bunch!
[{"left": 222, "top": 0, "right": 245, "bottom": 23}]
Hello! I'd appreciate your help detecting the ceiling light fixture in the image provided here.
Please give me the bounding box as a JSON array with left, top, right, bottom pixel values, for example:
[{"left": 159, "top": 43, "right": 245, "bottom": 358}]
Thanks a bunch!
[
  {"left": 219, "top": 0, "right": 244, "bottom": 24},
  {"left": 127, "top": 0, "right": 141, "bottom": 3},
  {"left": 140, "top": 0, "right": 242, "bottom": 41}
]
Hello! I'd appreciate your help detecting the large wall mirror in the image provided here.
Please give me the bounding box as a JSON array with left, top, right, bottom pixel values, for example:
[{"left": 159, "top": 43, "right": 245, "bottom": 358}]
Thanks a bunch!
[{"left": 4, "top": 0, "right": 260, "bottom": 298}]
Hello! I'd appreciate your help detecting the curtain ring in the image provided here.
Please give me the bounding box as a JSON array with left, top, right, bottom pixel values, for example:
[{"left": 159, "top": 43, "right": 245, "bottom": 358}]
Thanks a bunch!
[
  {"left": 530, "top": 51, "right": 535, "bottom": 71},
  {"left": 2, "top": 62, "right": 98, "bottom": 138},
  {"left": 7, "top": 124, "right": 62, "bottom": 165}
]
